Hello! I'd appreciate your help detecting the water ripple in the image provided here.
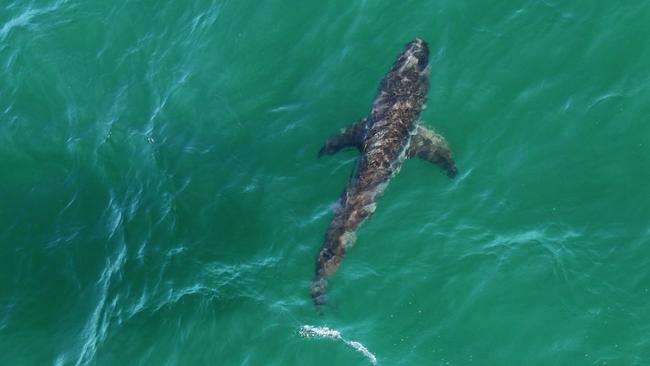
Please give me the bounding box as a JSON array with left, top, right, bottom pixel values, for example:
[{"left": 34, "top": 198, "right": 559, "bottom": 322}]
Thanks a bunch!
[
  {"left": 0, "top": 0, "right": 74, "bottom": 41},
  {"left": 75, "top": 243, "right": 127, "bottom": 366}
]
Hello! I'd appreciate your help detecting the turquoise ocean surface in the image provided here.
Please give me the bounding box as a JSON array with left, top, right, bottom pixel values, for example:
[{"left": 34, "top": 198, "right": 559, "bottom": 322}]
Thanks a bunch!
[{"left": 1, "top": 1, "right": 650, "bottom": 365}]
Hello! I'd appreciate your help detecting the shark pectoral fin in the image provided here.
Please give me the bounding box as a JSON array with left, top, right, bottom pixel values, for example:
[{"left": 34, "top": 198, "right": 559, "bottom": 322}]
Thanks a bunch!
[
  {"left": 408, "top": 124, "right": 458, "bottom": 178},
  {"left": 317, "top": 118, "right": 367, "bottom": 158}
]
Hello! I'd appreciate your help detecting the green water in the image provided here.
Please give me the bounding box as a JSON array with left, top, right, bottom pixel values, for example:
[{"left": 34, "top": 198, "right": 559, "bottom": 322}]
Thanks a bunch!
[{"left": 1, "top": 0, "right": 650, "bottom": 365}]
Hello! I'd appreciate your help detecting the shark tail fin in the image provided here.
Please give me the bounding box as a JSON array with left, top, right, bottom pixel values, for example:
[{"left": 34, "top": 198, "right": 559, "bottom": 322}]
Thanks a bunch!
[
  {"left": 311, "top": 277, "right": 328, "bottom": 311},
  {"left": 318, "top": 117, "right": 367, "bottom": 157},
  {"left": 407, "top": 124, "right": 458, "bottom": 178}
]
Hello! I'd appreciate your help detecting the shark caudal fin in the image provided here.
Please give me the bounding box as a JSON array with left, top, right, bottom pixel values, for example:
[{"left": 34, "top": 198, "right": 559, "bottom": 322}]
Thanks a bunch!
[
  {"left": 407, "top": 124, "right": 457, "bottom": 178},
  {"left": 317, "top": 118, "right": 367, "bottom": 157},
  {"left": 311, "top": 277, "right": 328, "bottom": 311}
]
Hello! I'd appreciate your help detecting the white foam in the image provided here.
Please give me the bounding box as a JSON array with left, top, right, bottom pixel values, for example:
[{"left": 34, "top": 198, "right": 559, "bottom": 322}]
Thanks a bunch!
[
  {"left": 299, "top": 325, "right": 341, "bottom": 339},
  {"left": 299, "top": 325, "right": 378, "bottom": 365},
  {"left": 346, "top": 340, "right": 378, "bottom": 365}
]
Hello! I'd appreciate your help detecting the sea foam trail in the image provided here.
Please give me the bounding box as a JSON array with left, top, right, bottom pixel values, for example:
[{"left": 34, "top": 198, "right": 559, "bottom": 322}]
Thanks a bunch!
[{"left": 299, "top": 325, "right": 378, "bottom": 365}]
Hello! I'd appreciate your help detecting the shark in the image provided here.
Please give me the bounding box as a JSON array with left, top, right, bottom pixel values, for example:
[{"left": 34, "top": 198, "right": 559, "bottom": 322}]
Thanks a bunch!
[{"left": 312, "top": 38, "right": 457, "bottom": 309}]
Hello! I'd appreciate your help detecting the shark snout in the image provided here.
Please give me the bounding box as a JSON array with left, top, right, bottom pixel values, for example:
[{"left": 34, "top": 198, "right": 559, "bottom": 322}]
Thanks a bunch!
[{"left": 406, "top": 38, "right": 429, "bottom": 71}]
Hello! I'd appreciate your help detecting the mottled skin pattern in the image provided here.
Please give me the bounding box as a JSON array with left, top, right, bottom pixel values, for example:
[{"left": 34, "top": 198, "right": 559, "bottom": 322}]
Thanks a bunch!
[{"left": 313, "top": 39, "right": 457, "bottom": 309}]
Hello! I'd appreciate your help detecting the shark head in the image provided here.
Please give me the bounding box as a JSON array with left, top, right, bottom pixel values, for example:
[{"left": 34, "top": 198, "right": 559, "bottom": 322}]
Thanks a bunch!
[
  {"left": 393, "top": 38, "right": 429, "bottom": 74},
  {"left": 376, "top": 38, "right": 430, "bottom": 103}
]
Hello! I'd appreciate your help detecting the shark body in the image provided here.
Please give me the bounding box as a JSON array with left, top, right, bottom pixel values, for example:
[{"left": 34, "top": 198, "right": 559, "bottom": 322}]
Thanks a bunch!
[{"left": 313, "top": 38, "right": 457, "bottom": 309}]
